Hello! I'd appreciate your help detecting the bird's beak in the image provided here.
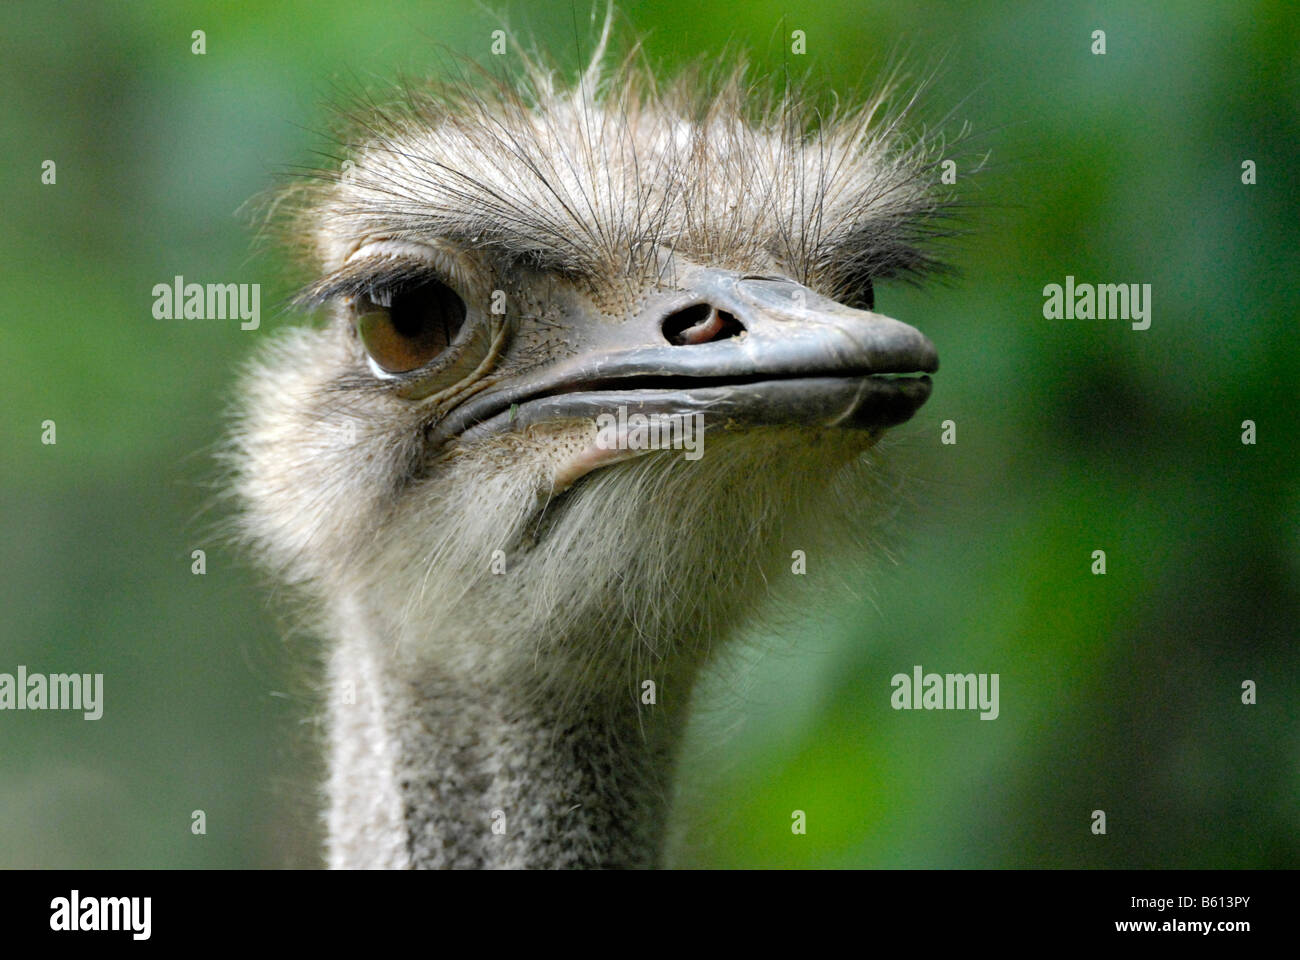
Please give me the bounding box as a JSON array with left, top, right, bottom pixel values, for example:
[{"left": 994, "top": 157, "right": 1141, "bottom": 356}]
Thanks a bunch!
[{"left": 431, "top": 264, "right": 938, "bottom": 447}]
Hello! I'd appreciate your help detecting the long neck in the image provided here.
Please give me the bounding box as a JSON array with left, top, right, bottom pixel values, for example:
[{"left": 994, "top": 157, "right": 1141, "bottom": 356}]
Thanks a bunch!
[{"left": 325, "top": 618, "right": 696, "bottom": 869}]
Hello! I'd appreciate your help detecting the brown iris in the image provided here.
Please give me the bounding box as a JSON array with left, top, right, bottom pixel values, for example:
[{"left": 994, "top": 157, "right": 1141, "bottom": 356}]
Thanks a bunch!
[{"left": 356, "top": 279, "right": 467, "bottom": 374}]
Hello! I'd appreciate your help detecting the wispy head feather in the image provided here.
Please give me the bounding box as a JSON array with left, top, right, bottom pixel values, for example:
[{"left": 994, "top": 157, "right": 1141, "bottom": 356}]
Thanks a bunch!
[{"left": 265, "top": 26, "right": 968, "bottom": 305}]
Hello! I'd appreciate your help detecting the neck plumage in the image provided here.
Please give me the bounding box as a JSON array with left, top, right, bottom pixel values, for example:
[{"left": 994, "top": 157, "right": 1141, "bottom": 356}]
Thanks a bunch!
[{"left": 325, "top": 613, "right": 696, "bottom": 869}]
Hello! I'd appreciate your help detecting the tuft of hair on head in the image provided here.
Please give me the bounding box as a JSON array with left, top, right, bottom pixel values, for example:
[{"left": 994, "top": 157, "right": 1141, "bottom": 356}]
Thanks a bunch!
[{"left": 254, "top": 13, "right": 976, "bottom": 309}]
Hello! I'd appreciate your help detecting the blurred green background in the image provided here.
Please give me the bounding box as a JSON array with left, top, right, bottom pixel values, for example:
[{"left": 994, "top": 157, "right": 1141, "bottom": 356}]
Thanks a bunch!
[{"left": 1, "top": 0, "right": 1296, "bottom": 868}]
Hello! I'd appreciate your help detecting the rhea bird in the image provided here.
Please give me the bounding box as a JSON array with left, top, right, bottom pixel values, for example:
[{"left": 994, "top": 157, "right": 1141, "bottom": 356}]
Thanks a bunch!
[{"left": 232, "top": 23, "right": 960, "bottom": 868}]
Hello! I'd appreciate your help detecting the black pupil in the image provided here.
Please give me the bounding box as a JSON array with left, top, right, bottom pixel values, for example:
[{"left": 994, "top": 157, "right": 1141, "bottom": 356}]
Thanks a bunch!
[{"left": 388, "top": 279, "right": 465, "bottom": 348}]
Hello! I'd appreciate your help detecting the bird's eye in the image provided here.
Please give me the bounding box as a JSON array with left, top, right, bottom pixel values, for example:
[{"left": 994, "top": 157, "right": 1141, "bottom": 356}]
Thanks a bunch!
[{"left": 355, "top": 278, "right": 467, "bottom": 374}]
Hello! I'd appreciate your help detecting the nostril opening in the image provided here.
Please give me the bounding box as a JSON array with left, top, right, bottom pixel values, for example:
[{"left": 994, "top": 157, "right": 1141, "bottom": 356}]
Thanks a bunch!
[
  {"left": 663, "top": 303, "right": 746, "bottom": 345},
  {"left": 712, "top": 311, "right": 744, "bottom": 339},
  {"left": 663, "top": 304, "right": 711, "bottom": 342}
]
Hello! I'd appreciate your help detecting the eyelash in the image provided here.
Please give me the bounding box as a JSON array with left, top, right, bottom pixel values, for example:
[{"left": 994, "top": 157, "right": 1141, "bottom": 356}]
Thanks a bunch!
[
  {"left": 297, "top": 261, "right": 438, "bottom": 308},
  {"left": 296, "top": 237, "right": 481, "bottom": 310}
]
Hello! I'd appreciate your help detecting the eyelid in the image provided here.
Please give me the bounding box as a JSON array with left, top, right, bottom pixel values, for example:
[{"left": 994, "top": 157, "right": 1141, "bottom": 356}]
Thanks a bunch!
[
  {"left": 293, "top": 240, "right": 479, "bottom": 308},
  {"left": 292, "top": 256, "right": 434, "bottom": 308}
]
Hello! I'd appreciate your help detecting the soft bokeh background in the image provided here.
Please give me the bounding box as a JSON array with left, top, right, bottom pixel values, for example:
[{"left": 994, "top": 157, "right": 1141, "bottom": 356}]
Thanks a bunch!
[{"left": 1, "top": 0, "right": 1295, "bottom": 868}]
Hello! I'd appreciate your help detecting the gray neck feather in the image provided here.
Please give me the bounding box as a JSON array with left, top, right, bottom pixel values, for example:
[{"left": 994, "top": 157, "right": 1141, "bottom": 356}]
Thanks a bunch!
[{"left": 326, "top": 620, "right": 693, "bottom": 869}]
